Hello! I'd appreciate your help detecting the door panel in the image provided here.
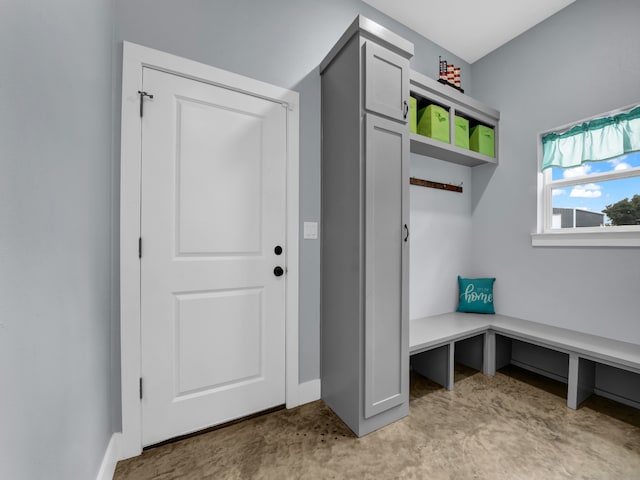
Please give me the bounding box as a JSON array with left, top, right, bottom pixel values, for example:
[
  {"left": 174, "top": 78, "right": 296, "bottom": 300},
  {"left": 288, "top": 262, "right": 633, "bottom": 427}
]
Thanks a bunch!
[
  {"left": 174, "top": 288, "right": 263, "bottom": 396},
  {"left": 364, "top": 114, "right": 409, "bottom": 419},
  {"left": 364, "top": 41, "right": 410, "bottom": 123},
  {"left": 140, "top": 67, "right": 286, "bottom": 446},
  {"left": 176, "top": 97, "right": 262, "bottom": 255}
]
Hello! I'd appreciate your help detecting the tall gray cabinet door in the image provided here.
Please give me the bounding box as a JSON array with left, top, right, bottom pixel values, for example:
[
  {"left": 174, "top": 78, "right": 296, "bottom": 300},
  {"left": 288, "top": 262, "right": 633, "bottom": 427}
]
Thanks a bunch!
[
  {"left": 364, "top": 41, "right": 410, "bottom": 123},
  {"left": 363, "top": 114, "right": 409, "bottom": 419}
]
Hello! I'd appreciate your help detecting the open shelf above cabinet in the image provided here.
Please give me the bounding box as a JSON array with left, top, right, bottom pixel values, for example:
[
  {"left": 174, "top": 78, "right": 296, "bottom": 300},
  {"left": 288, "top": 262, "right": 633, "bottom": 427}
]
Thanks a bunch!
[
  {"left": 410, "top": 133, "right": 496, "bottom": 167},
  {"left": 410, "top": 70, "right": 500, "bottom": 167}
]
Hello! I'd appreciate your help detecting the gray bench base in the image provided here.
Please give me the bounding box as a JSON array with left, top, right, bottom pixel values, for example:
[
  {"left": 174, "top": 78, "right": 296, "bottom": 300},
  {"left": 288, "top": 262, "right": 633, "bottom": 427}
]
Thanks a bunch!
[
  {"left": 411, "top": 344, "right": 454, "bottom": 390},
  {"left": 410, "top": 313, "right": 640, "bottom": 410},
  {"left": 410, "top": 333, "right": 488, "bottom": 390}
]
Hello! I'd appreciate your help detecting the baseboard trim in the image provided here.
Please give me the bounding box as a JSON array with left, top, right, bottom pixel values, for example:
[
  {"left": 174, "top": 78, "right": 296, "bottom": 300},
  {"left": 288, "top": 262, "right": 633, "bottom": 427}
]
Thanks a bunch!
[
  {"left": 594, "top": 388, "right": 640, "bottom": 409},
  {"left": 510, "top": 359, "right": 568, "bottom": 384},
  {"left": 97, "top": 432, "right": 121, "bottom": 480},
  {"left": 288, "top": 379, "right": 321, "bottom": 408}
]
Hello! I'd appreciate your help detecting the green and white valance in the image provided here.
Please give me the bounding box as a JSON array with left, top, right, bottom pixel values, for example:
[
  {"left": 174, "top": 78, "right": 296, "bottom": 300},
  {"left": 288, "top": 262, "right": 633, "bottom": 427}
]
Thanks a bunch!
[{"left": 541, "top": 105, "right": 640, "bottom": 170}]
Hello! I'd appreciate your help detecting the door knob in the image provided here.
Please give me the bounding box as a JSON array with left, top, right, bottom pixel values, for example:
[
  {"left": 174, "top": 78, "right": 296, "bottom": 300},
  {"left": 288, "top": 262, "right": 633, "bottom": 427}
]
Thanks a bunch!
[{"left": 274, "top": 266, "right": 284, "bottom": 277}]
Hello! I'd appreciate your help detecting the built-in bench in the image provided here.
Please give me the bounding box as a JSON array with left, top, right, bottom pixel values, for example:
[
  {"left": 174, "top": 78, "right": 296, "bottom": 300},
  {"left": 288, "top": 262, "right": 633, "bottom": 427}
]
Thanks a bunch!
[{"left": 410, "top": 312, "right": 640, "bottom": 410}]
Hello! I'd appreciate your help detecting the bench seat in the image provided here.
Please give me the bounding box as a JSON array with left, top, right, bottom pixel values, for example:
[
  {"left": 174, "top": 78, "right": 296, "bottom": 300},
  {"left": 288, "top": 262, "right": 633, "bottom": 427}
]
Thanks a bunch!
[
  {"left": 410, "top": 313, "right": 489, "bottom": 354},
  {"left": 409, "top": 312, "right": 640, "bottom": 409}
]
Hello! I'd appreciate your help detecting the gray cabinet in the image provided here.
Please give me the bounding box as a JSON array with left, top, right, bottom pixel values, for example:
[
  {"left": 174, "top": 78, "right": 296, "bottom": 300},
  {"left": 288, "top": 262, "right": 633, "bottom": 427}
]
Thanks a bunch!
[
  {"left": 364, "top": 42, "right": 410, "bottom": 123},
  {"left": 320, "top": 15, "right": 412, "bottom": 436},
  {"left": 363, "top": 114, "right": 409, "bottom": 419}
]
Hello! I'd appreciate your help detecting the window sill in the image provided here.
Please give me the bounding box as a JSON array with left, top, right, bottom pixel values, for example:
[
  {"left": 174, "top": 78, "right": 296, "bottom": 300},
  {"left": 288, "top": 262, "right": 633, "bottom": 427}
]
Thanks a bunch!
[{"left": 531, "top": 230, "right": 640, "bottom": 247}]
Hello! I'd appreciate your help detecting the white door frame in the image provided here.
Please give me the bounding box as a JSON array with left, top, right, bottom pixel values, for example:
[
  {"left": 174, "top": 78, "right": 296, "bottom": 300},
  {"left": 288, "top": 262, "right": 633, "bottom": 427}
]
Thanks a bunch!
[{"left": 119, "top": 42, "right": 300, "bottom": 459}]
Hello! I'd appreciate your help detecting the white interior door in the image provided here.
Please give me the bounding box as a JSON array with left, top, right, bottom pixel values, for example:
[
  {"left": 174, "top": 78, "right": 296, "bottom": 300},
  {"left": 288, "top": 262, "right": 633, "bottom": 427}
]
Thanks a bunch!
[{"left": 140, "top": 67, "right": 287, "bottom": 446}]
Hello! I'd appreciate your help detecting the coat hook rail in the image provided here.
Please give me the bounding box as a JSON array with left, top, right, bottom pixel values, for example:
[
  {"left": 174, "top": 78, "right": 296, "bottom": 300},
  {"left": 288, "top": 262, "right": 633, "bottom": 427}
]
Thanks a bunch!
[{"left": 410, "top": 177, "right": 463, "bottom": 193}]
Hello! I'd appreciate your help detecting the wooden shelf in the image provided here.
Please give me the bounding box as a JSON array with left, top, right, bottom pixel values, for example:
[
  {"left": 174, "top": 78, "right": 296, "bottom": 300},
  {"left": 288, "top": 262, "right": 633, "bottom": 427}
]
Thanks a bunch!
[
  {"left": 410, "top": 133, "right": 497, "bottom": 167},
  {"left": 410, "top": 70, "right": 500, "bottom": 167}
]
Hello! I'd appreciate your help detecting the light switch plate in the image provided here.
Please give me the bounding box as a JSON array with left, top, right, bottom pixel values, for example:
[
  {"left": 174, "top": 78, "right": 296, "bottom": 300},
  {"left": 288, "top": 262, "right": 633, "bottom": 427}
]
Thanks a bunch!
[{"left": 303, "top": 222, "right": 318, "bottom": 240}]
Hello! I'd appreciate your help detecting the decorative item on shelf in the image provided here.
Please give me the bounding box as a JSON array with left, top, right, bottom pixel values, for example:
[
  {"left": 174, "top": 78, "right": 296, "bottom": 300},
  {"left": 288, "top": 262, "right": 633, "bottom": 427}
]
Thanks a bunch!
[
  {"left": 409, "top": 96, "right": 417, "bottom": 133},
  {"left": 417, "top": 104, "right": 450, "bottom": 143},
  {"left": 447, "top": 63, "right": 455, "bottom": 84},
  {"left": 437, "top": 56, "right": 464, "bottom": 93},
  {"left": 470, "top": 125, "right": 495, "bottom": 157},
  {"left": 439, "top": 56, "right": 448, "bottom": 82},
  {"left": 454, "top": 115, "right": 469, "bottom": 149}
]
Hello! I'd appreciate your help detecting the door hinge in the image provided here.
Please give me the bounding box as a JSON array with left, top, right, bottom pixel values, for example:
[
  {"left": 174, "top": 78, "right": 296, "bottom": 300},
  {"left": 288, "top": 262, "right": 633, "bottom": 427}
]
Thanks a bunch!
[
  {"left": 138, "top": 237, "right": 142, "bottom": 259},
  {"left": 139, "top": 377, "right": 143, "bottom": 400},
  {"left": 138, "top": 90, "right": 154, "bottom": 117}
]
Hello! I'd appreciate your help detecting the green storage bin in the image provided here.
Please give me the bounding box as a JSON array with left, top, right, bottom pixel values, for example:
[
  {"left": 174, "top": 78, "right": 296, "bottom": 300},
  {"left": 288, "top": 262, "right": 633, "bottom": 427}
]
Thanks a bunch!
[
  {"left": 454, "top": 115, "right": 469, "bottom": 149},
  {"left": 470, "top": 124, "right": 495, "bottom": 157},
  {"left": 409, "top": 97, "right": 417, "bottom": 134},
  {"left": 417, "top": 104, "right": 449, "bottom": 143}
]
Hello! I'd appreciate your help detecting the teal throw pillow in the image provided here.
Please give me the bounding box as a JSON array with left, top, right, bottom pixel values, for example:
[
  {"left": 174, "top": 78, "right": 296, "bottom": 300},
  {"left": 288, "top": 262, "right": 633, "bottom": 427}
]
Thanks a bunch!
[{"left": 457, "top": 276, "right": 495, "bottom": 314}]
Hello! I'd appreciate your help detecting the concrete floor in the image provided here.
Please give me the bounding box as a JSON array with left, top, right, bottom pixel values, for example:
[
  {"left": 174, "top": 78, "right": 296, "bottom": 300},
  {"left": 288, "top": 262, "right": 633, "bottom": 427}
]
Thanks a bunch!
[{"left": 114, "top": 366, "right": 640, "bottom": 479}]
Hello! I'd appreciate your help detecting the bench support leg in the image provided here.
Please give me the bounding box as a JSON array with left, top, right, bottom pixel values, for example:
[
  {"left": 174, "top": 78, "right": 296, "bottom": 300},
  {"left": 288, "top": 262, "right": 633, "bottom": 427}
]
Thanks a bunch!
[
  {"left": 568, "top": 354, "right": 596, "bottom": 409},
  {"left": 483, "top": 331, "right": 496, "bottom": 376},
  {"left": 410, "top": 343, "right": 454, "bottom": 391},
  {"left": 447, "top": 342, "right": 454, "bottom": 390}
]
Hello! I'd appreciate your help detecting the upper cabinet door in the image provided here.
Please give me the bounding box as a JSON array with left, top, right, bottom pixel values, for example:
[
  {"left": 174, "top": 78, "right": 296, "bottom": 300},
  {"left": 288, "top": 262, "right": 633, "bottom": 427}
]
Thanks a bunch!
[{"left": 364, "top": 41, "right": 410, "bottom": 123}]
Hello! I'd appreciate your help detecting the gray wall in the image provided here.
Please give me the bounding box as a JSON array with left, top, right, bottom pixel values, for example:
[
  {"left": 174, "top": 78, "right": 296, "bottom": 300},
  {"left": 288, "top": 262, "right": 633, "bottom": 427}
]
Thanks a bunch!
[
  {"left": 469, "top": 0, "right": 640, "bottom": 344},
  {"left": 0, "top": 1, "right": 115, "bottom": 479},
  {"left": 410, "top": 156, "right": 473, "bottom": 318},
  {"left": 113, "top": 0, "right": 471, "bottom": 383}
]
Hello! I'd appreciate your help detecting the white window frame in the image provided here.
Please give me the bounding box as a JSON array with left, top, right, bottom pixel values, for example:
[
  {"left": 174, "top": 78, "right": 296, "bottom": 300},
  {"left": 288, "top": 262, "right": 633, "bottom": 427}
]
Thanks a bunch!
[{"left": 532, "top": 103, "right": 640, "bottom": 248}]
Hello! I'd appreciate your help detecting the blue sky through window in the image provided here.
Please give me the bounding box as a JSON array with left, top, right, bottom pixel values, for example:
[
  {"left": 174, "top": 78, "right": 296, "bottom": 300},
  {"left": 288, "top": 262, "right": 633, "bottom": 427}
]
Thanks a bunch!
[{"left": 551, "top": 151, "right": 640, "bottom": 214}]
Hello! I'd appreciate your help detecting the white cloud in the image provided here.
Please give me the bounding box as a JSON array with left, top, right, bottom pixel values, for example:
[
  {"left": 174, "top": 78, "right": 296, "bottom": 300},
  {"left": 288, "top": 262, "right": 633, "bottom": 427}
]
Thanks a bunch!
[
  {"left": 552, "top": 189, "right": 566, "bottom": 196},
  {"left": 563, "top": 164, "right": 592, "bottom": 178},
  {"left": 614, "top": 162, "right": 631, "bottom": 171},
  {"left": 610, "top": 155, "right": 634, "bottom": 171},
  {"left": 570, "top": 183, "right": 602, "bottom": 198}
]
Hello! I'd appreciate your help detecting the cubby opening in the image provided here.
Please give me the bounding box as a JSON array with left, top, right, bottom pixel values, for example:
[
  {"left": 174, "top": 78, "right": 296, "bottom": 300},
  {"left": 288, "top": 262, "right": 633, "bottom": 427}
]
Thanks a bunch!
[
  {"left": 495, "top": 335, "right": 570, "bottom": 383},
  {"left": 454, "top": 334, "right": 484, "bottom": 372}
]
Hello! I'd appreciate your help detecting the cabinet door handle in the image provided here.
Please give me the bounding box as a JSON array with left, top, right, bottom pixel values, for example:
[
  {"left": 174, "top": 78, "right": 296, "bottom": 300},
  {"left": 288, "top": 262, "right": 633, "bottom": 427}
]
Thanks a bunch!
[
  {"left": 404, "top": 224, "right": 409, "bottom": 242},
  {"left": 403, "top": 100, "right": 409, "bottom": 119}
]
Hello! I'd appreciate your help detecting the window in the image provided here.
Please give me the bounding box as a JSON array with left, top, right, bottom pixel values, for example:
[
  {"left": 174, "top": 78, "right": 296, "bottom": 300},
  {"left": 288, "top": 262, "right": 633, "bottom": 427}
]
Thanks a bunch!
[{"left": 533, "top": 104, "right": 640, "bottom": 247}]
